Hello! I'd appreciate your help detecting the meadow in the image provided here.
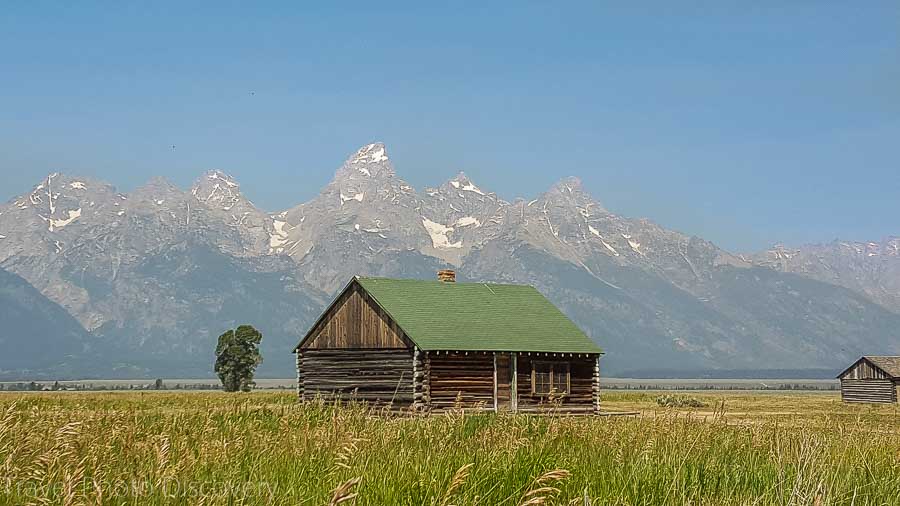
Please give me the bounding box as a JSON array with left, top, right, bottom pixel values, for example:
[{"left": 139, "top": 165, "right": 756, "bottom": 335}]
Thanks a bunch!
[{"left": 1, "top": 391, "right": 898, "bottom": 505}]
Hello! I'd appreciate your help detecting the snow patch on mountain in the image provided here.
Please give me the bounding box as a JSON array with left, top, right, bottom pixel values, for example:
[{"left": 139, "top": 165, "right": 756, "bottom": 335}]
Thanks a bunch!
[
  {"left": 601, "top": 239, "right": 620, "bottom": 256},
  {"left": 422, "top": 218, "right": 462, "bottom": 249},
  {"left": 370, "top": 146, "right": 388, "bottom": 163},
  {"left": 628, "top": 239, "right": 643, "bottom": 254},
  {"left": 350, "top": 143, "right": 389, "bottom": 167},
  {"left": 461, "top": 183, "right": 484, "bottom": 196},
  {"left": 48, "top": 208, "right": 81, "bottom": 231},
  {"left": 340, "top": 192, "right": 365, "bottom": 205},
  {"left": 70, "top": 182, "right": 86, "bottom": 190},
  {"left": 455, "top": 216, "right": 481, "bottom": 227},
  {"left": 207, "top": 171, "right": 238, "bottom": 188},
  {"left": 269, "top": 220, "right": 293, "bottom": 251}
]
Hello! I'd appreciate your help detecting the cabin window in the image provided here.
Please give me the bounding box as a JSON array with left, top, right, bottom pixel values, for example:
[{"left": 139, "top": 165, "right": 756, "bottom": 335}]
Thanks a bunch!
[{"left": 531, "top": 361, "right": 570, "bottom": 396}]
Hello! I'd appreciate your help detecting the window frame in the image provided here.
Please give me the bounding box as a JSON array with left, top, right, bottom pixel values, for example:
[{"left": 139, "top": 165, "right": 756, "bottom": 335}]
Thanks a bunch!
[{"left": 530, "top": 360, "right": 571, "bottom": 397}]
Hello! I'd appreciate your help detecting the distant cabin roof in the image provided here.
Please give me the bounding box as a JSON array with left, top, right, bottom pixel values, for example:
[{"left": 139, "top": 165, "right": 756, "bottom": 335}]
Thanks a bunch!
[
  {"left": 859, "top": 356, "right": 900, "bottom": 378},
  {"left": 838, "top": 355, "right": 900, "bottom": 379},
  {"left": 298, "top": 277, "right": 602, "bottom": 354}
]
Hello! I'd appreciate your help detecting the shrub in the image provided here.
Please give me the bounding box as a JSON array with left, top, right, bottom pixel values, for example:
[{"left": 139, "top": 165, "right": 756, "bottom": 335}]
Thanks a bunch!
[{"left": 655, "top": 394, "right": 707, "bottom": 408}]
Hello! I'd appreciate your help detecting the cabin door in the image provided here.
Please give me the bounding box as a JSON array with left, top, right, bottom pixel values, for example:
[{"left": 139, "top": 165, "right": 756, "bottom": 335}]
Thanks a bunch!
[{"left": 495, "top": 352, "right": 516, "bottom": 411}]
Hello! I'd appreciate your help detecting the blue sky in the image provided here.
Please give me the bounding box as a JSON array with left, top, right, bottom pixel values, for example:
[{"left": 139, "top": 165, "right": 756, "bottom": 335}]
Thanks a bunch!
[{"left": 1, "top": 2, "right": 897, "bottom": 251}]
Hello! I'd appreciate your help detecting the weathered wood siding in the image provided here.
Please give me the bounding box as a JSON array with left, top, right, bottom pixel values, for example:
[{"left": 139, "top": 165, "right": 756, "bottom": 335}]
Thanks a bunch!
[
  {"left": 496, "top": 353, "right": 512, "bottom": 410},
  {"left": 840, "top": 359, "right": 892, "bottom": 380},
  {"left": 300, "top": 349, "right": 414, "bottom": 406},
  {"left": 840, "top": 379, "right": 897, "bottom": 404},
  {"left": 428, "top": 352, "right": 495, "bottom": 411},
  {"left": 515, "top": 355, "right": 597, "bottom": 414},
  {"left": 302, "top": 284, "right": 407, "bottom": 350}
]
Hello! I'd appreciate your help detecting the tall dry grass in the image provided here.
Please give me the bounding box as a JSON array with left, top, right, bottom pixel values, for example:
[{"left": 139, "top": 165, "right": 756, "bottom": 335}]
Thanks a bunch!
[{"left": 0, "top": 391, "right": 897, "bottom": 505}]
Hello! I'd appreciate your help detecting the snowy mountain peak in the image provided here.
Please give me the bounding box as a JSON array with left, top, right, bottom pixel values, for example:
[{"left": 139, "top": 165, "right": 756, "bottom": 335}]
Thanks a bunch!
[
  {"left": 442, "top": 171, "right": 491, "bottom": 197},
  {"left": 0, "top": 173, "right": 121, "bottom": 241},
  {"left": 203, "top": 170, "right": 240, "bottom": 188},
  {"left": 335, "top": 142, "right": 394, "bottom": 180},
  {"left": 544, "top": 176, "right": 605, "bottom": 211},
  {"left": 4, "top": 143, "right": 900, "bottom": 379},
  {"left": 191, "top": 170, "right": 245, "bottom": 211},
  {"left": 552, "top": 176, "right": 585, "bottom": 194}
]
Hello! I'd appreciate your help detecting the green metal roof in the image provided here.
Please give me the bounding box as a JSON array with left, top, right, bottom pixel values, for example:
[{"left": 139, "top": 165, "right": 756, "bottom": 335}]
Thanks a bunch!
[{"left": 355, "top": 277, "right": 602, "bottom": 354}]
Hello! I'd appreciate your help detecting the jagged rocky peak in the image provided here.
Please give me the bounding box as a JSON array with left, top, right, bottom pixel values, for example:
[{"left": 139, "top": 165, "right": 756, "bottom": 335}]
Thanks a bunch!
[
  {"left": 547, "top": 177, "right": 600, "bottom": 205},
  {"left": 123, "top": 177, "right": 202, "bottom": 218},
  {"left": 762, "top": 243, "right": 801, "bottom": 261},
  {"left": 444, "top": 171, "right": 490, "bottom": 196},
  {"left": 135, "top": 175, "right": 181, "bottom": 192},
  {"left": 887, "top": 237, "right": 900, "bottom": 257},
  {"left": 334, "top": 142, "right": 395, "bottom": 180},
  {"left": 3, "top": 172, "right": 121, "bottom": 234},
  {"left": 191, "top": 170, "right": 245, "bottom": 211},
  {"left": 533, "top": 176, "right": 607, "bottom": 220},
  {"left": 23, "top": 172, "right": 115, "bottom": 204},
  {"left": 319, "top": 142, "right": 421, "bottom": 209},
  {"left": 130, "top": 176, "right": 185, "bottom": 202}
]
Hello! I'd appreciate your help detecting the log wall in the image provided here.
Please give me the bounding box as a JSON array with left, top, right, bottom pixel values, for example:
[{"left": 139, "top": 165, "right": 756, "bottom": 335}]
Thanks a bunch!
[
  {"left": 515, "top": 354, "right": 597, "bottom": 414},
  {"left": 300, "top": 349, "right": 414, "bottom": 407},
  {"left": 428, "top": 352, "right": 495, "bottom": 411},
  {"left": 840, "top": 379, "right": 897, "bottom": 404}
]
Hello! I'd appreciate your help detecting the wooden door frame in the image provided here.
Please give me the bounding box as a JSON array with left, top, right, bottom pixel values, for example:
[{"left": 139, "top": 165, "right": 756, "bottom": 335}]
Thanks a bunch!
[
  {"left": 493, "top": 352, "right": 518, "bottom": 413},
  {"left": 511, "top": 352, "right": 518, "bottom": 412},
  {"left": 493, "top": 352, "right": 498, "bottom": 412}
]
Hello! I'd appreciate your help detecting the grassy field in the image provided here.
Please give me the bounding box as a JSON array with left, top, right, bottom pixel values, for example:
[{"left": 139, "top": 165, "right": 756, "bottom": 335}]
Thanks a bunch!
[{"left": 1, "top": 391, "right": 899, "bottom": 505}]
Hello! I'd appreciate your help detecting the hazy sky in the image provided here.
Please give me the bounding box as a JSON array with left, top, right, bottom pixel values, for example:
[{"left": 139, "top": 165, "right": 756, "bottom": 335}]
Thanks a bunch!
[{"left": 2, "top": 2, "right": 898, "bottom": 252}]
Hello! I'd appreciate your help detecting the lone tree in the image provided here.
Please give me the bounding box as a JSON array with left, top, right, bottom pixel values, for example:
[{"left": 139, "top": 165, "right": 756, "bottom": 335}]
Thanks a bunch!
[{"left": 215, "top": 325, "right": 263, "bottom": 392}]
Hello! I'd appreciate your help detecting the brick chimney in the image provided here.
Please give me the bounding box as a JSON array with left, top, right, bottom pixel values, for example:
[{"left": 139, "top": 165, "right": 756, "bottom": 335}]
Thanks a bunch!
[{"left": 437, "top": 269, "right": 456, "bottom": 283}]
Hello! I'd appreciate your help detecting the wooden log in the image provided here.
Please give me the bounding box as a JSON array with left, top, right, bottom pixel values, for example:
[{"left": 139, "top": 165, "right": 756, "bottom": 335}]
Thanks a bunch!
[
  {"left": 840, "top": 379, "right": 896, "bottom": 403},
  {"left": 300, "top": 349, "right": 415, "bottom": 407}
]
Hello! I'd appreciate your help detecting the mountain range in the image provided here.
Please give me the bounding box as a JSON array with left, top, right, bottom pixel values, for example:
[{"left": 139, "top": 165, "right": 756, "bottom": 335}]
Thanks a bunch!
[{"left": 2, "top": 142, "right": 898, "bottom": 379}]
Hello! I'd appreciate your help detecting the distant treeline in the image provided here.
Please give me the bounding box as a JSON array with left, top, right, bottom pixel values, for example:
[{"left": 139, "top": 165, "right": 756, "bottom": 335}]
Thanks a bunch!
[
  {"left": 603, "top": 383, "right": 839, "bottom": 391},
  {"left": 612, "top": 368, "right": 838, "bottom": 380},
  {"left": 1, "top": 381, "right": 213, "bottom": 391},
  {"left": 0, "top": 381, "right": 294, "bottom": 392}
]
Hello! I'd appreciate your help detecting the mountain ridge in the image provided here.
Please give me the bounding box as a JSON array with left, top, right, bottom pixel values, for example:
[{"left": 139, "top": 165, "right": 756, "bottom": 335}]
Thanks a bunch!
[{"left": 2, "top": 142, "right": 898, "bottom": 378}]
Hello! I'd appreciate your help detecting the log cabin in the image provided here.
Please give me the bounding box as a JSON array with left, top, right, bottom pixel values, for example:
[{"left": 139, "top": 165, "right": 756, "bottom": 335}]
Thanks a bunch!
[
  {"left": 837, "top": 356, "right": 900, "bottom": 404},
  {"left": 293, "top": 270, "right": 604, "bottom": 414}
]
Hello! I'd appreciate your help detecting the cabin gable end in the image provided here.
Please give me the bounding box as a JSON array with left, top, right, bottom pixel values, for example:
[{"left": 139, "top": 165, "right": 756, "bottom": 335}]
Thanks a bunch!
[
  {"left": 297, "top": 279, "right": 412, "bottom": 351},
  {"left": 838, "top": 357, "right": 892, "bottom": 380}
]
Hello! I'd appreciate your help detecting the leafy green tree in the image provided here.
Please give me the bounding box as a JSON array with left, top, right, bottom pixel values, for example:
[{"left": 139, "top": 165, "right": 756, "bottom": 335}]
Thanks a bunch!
[{"left": 215, "top": 325, "right": 263, "bottom": 392}]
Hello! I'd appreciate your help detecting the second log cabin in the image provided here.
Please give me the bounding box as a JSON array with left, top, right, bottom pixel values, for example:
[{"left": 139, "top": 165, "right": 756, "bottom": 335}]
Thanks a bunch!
[
  {"left": 837, "top": 356, "right": 900, "bottom": 403},
  {"left": 293, "top": 271, "right": 604, "bottom": 414}
]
